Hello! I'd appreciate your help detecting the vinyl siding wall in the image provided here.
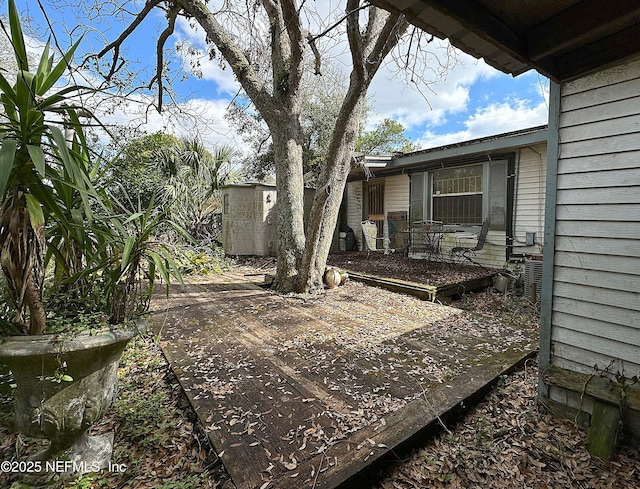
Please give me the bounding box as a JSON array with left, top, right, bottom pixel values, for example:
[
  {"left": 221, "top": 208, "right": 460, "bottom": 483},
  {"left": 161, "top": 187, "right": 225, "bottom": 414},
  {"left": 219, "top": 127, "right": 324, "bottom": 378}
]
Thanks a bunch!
[
  {"left": 384, "top": 174, "right": 410, "bottom": 251},
  {"left": 408, "top": 148, "right": 547, "bottom": 268},
  {"left": 548, "top": 55, "right": 640, "bottom": 385},
  {"left": 513, "top": 143, "right": 546, "bottom": 252},
  {"left": 383, "top": 174, "right": 410, "bottom": 215},
  {"left": 346, "top": 181, "right": 364, "bottom": 250},
  {"left": 344, "top": 146, "right": 547, "bottom": 268}
]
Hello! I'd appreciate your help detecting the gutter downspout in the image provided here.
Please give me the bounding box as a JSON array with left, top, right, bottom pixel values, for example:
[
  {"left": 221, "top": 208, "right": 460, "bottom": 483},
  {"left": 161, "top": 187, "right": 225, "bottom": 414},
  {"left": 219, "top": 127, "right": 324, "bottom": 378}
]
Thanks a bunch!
[
  {"left": 509, "top": 150, "right": 521, "bottom": 261},
  {"left": 538, "top": 81, "right": 561, "bottom": 399}
]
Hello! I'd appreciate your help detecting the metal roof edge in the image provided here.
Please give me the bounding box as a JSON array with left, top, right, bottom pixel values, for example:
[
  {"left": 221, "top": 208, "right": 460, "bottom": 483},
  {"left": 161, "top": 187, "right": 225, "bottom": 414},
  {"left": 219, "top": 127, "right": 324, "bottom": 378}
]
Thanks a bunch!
[
  {"left": 391, "top": 125, "right": 547, "bottom": 167},
  {"left": 220, "top": 182, "right": 276, "bottom": 189}
]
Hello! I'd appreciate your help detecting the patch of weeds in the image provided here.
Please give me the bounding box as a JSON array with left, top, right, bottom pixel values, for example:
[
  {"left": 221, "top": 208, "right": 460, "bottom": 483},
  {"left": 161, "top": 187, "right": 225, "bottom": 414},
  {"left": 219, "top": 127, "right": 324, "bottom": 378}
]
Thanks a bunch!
[
  {"left": 472, "top": 414, "right": 495, "bottom": 450},
  {"left": 118, "top": 335, "right": 165, "bottom": 375},
  {"left": 174, "top": 248, "right": 233, "bottom": 276},
  {"left": 443, "top": 366, "right": 462, "bottom": 382},
  {"left": 112, "top": 338, "right": 182, "bottom": 448},
  {"left": 457, "top": 293, "right": 476, "bottom": 311},
  {"left": 155, "top": 473, "right": 213, "bottom": 489},
  {"left": 43, "top": 285, "right": 111, "bottom": 335},
  {"left": 44, "top": 311, "right": 109, "bottom": 335},
  {"left": 66, "top": 475, "right": 94, "bottom": 489},
  {"left": 115, "top": 389, "right": 178, "bottom": 446}
]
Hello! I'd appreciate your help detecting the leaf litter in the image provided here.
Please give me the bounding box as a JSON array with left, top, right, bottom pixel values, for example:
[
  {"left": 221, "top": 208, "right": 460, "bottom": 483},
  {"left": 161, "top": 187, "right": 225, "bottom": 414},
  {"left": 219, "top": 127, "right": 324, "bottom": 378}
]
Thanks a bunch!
[
  {"left": 0, "top": 255, "right": 636, "bottom": 488},
  {"left": 375, "top": 357, "right": 640, "bottom": 489}
]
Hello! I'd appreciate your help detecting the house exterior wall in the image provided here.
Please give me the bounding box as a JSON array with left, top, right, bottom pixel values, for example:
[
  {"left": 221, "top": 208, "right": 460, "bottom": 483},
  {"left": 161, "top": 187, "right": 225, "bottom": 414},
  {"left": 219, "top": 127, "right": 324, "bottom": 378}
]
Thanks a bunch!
[
  {"left": 407, "top": 149, "right": 547, "bottom": 268},
  {"left": 384, "top": 174, "right": 410, "bottom": 250},
  {"left": 346, "top": 181, "right": 364, "bottom": 250},
  {"left": 542, "top": 54, "right": 640, "bottom": 437},
  {"left": 383, "top": 174, "right": 410, "bottom": 214},
  {"left": 513, "top": 143, "right": 546, "bottom": 253},
  {"left": 344, "top": 140, "right": 547, "bottom": 266}
]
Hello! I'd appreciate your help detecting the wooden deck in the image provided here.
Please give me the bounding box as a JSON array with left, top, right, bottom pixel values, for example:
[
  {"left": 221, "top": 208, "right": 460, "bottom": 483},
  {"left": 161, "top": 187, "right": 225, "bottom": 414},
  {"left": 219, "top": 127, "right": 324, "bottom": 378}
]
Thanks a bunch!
[
  {"left": 149, "top": 273, "right": 537, "bottom": 489},
  {"left": 344, "top": 270, "right": 497, "bottom": 302}
]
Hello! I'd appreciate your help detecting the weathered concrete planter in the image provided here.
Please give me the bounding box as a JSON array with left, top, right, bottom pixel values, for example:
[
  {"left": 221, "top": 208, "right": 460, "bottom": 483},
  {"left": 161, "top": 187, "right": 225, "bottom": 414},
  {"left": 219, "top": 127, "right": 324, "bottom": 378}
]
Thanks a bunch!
[{"left": 0, "top": 326, "right": 135, "bottom": 474}]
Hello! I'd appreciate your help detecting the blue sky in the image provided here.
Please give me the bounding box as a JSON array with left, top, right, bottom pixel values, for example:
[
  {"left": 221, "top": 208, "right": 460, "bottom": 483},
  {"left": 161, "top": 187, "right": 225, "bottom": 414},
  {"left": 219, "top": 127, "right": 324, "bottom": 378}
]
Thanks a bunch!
[{"left": 8, "top": 1, "right": 549, "bottom": 153}]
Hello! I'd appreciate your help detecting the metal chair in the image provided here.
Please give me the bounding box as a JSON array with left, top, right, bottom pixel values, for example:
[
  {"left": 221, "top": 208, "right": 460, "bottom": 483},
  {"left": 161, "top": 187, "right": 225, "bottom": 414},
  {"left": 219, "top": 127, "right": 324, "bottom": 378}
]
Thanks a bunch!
[
  {"left": 450, "top": 217, "right": 491, "bottom": 266},
  {"left": 412, "top": 220, "right": 444, "bottom": 260},
  {"left": 361, "top": 220, "right": 394, "bottom": 256}
]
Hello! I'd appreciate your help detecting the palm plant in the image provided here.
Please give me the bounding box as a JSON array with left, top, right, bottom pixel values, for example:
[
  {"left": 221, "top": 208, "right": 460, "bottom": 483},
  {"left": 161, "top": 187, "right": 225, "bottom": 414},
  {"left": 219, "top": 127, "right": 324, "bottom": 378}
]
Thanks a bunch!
[
  {"left": 0, "top": 0, "right": 97, "bottom": 335},
  {"left": 160, "top": 138, "right": 240, "bottom": 243}
]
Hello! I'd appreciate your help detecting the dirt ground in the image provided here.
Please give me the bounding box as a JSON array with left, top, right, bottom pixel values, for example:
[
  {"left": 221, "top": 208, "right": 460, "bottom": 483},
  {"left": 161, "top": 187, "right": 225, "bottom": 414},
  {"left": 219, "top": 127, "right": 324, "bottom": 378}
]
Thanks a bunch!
[
  {"left": 374, "top": 356, "right": 640, "bottom": 489},
  {"left": 235, "top": 253, "right": 497, "bottom": 291},
  {"left": 327, "top": 252, "right": 494, "bottom": 286}
]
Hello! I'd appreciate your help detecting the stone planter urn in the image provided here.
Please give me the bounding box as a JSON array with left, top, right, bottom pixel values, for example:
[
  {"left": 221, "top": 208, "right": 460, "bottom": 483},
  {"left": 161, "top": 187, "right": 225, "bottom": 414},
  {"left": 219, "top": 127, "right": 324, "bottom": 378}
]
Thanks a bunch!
[{"left": 0, "top": 326, "right": 135, "bottom": 477}]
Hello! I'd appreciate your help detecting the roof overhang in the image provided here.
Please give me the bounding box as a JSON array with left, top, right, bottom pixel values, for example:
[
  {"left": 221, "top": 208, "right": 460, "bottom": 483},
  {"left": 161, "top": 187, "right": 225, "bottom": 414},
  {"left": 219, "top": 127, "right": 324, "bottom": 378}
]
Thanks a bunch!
[
  {"left": 394, "top": 126, "right": 547, "bottom": 167},
  {"left": 348, "top": 126, "right": 547, "bottom": 181},
  {"left": 369, "top": 0, "right": 640, "bottom": 83}
]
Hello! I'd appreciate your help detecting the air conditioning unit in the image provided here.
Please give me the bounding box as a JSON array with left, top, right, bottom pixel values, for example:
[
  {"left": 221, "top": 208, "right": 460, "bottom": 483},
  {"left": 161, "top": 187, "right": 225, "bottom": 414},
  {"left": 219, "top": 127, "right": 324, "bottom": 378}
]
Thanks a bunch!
[{"left": 524, "top": 259, "right": 544, "bottom": 305}]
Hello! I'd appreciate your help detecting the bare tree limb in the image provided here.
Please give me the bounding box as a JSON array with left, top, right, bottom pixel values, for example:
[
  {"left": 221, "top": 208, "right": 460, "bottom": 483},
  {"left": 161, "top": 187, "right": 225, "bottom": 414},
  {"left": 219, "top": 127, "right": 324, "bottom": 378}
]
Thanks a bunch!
[
  {"left": 308, "top": 3, "right": 370, "bottom": 43},
  {"left": 280, "top": 0, "right": 305, "bottom": 96},
  {"left": 88, "top": 0, "right": 163, "bottom": 81},
  {"left": 180, "top": 0, "right": 278, "bottom": 118},
  {"left": 150, "top": 4, "right": 180, "bottom": 112},
  {"left": 346, "top": 0, "right": 366, "bottom": 82},
  {"left": 306, "top": 32, "right": 322, "bottom": 75},
  {"left": 364, "top": 11, "right": 407, "bottom": 83}
]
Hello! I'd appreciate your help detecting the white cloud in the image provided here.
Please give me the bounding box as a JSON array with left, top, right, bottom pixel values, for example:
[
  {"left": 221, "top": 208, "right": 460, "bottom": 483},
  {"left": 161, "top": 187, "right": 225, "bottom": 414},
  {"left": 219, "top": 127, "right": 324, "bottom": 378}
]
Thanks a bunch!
[
  {"left": 415, "top": 98, "right": 548, "bottom": 149},
  {"left": 172, "top": 17, "right": 240, "bottom": 96},
  {"left": 367, "top": 47, "right": 498, "bottom": 131},
  {"left": 152, "top": 9, "right": 545, "bottom": 158},
  {"left": 53, "top": 3, "right": 548, "bottom": 159},
  {"left": 85, "top": 91, "right": 247, "bottom": 154}
]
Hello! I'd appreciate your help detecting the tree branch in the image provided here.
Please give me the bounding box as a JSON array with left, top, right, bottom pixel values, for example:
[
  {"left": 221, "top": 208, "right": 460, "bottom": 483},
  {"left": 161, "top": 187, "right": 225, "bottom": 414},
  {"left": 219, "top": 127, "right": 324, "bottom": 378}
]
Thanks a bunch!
[
  {"left": 306, "top": 32, "right": 322, "bottom": 75},
  {"left": 308, "top": 3, "right": 371, "bottom": 43},
  {"left": 90, "top": 0, "right": 163, "bottom": 81},
  {"left": 346, "top": 0, "right": 366, "bottom": 82},
  {"left": 280, "top": 0, "right": 305, "bottom": 95},
  {"left": 364, "top": 10, "right": 408, "bottom": 83},
  {"left": 179, "top": 0, "right": 277, "bottom": 117},
  {"left": 150, "top": 4, "right": 180, "bottom": 112}
]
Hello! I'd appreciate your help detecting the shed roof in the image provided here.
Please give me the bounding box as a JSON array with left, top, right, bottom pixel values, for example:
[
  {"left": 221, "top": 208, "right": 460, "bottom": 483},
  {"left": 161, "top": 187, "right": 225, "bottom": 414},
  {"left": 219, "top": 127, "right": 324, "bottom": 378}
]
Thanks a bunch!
[{"left": 368, "top": 0, "right": 640, "bottom": 82}]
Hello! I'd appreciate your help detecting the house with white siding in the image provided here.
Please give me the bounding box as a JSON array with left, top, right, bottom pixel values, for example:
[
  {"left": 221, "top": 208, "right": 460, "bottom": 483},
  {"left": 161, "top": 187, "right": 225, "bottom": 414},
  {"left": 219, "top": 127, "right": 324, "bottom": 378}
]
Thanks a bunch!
[
  {"left": 369, "top": 0, "right": 640, "bottom": 456},
  {"left": 343, "top": 126, "right": 548, "bottom": 268}
]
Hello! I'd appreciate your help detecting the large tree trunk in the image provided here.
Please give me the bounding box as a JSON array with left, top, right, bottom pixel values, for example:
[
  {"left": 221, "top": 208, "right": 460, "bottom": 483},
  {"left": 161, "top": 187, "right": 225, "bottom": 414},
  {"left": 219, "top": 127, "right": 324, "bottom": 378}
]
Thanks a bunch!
[
  {"left": 297, "top": 93, "right": 366, "bottom": 293},
  {"left": 179, "top": 0, "right": 308, "bottom": 293},
  {"left": 296, "top": 5, "right": 407, "bottom": 293},
  {"left": 270, "top": 122, "right": 306, "bottom": 291},
  {"left": 167, "top": 1, "right": 406, "bottom": 294}
]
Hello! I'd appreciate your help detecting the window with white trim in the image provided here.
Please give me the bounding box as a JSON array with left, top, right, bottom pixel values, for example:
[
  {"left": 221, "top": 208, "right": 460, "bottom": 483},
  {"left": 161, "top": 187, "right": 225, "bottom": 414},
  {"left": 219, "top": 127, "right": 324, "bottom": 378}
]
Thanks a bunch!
[
  {"left": 432, "top": 165, "right": 483, "bottom": 224},
  {"left": 420, "top": 160, "right": 507, "bottom": 230}
]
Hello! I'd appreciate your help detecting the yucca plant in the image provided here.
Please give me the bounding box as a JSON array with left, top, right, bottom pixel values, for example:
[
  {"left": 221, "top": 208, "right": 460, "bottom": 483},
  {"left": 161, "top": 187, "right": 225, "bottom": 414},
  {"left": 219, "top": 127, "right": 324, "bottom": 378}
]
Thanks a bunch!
[
  {"left": 98, "top": 186, "right": 188, "bottom": 324},
  {"left": 0, "top": 0, "right": 97, "bottom": 335}
]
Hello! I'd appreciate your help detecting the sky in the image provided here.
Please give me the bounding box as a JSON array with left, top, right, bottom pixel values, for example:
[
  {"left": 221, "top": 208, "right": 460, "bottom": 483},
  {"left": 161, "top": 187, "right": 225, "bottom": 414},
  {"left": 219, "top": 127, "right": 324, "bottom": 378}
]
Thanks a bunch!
[{"left": 6, "top": 1, "right": 549, "bottom": 155}]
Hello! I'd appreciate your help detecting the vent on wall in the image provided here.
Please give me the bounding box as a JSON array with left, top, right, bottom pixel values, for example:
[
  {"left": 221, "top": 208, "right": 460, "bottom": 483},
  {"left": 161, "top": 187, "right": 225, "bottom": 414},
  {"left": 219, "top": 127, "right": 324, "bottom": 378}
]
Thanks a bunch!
[{"left": 524, "top": 259, "right": 544, "bottom": 305}]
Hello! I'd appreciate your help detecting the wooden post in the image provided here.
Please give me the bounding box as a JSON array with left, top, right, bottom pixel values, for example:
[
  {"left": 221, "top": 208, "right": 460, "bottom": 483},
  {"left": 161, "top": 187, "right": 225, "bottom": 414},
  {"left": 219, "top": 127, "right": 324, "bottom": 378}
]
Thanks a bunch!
[{"left": 585, "top": 401, "right": 620, "bottom": 461}]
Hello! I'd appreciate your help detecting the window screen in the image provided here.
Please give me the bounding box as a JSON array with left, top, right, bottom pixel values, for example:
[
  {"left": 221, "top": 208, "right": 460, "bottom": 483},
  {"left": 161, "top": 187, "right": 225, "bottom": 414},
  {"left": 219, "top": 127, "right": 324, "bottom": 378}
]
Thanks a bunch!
[{"left": 432, "top": 165, "right": 483, "bottom": 224}]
